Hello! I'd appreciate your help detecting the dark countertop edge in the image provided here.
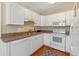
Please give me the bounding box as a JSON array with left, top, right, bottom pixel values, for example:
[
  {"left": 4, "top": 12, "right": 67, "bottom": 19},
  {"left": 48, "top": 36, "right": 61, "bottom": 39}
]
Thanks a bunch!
[
  {"left": 1, "top": 31, "right": 69, "bottom": 43},
  {"left": 1, "top": 33, "right": 43, "bottom": 43},
  {"left": 1, "top": 32, "right": 44, "bottom": 43}
]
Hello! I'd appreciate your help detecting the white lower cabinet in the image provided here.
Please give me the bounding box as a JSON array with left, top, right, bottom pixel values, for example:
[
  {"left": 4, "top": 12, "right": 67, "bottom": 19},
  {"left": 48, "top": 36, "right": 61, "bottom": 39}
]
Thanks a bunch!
[
  {"left": 0, "top": 39, "right": 10, "bottom": 56},
  {"left": 10, "top": 38, "right": 31, "bottom": 56},
  {"left": 10, "top": 34, "right": 43, "bottom": 56},
  {"left": 66, "top": 36, "right": 71, "bottom": 52},
  {"left": 0, "top": 33, "right": 70, "bottom": 56},
  {"left": 44, "top": 33, "right": 52, "bottom": 47},
  {"left": 30, "top": 34, "right": 43, "bottom": 54}
]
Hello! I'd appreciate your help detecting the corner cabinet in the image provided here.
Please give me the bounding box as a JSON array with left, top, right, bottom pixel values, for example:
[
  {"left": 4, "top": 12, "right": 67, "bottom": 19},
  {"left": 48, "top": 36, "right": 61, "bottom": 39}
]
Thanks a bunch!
[
  {"left": 30, "top": 34, "right": 43, "bottom": 54},
  {"left": 43, "top": 33, "right": 52, "bottom": 47},
  {"left": 5, "top": 3, "right": 24, "bottom": 25}
]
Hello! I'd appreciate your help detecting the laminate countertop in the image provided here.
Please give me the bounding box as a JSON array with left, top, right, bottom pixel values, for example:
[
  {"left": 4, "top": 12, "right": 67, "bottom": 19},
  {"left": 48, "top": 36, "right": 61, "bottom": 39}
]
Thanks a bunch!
[
  {"left": 1, "top": 30, "right": 69, "bottom": 42},
  {"left": 1, "top": 31, "right": 53, "bottom": 42}
]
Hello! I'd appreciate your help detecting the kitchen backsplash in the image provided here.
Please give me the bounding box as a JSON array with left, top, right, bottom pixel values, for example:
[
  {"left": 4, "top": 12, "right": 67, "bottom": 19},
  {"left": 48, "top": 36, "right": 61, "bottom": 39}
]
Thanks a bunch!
[
  {"left": 34, "top": 26, "right": 53, "bottom": 31},
  {"left": 16, "top": 21, "right": 35, "bottom": 32}
]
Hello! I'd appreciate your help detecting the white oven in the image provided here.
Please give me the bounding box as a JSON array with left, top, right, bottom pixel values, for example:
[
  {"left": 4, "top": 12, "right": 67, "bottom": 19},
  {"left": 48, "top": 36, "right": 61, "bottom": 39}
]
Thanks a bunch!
[
  {"left": 51, "top": 33, "right": 66, "bottom": 51},
  {"left": 53, "top": 28, "right": 65, "bottom": 34}
]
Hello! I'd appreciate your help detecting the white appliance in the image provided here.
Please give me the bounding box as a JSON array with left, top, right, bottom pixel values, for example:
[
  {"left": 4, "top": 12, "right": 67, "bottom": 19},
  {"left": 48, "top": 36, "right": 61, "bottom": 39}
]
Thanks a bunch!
[
  {"left": 51, "top": 21, "right": 66, "bottom": 51},
  {"left": 51, "top": 33, "right": 66, "bottom": 51},
  {"left": 53, "top": 28, "right": 65, "bottom": 34},
  {"left": 70, "top": 16, "right": 79, "bottom": 56}
]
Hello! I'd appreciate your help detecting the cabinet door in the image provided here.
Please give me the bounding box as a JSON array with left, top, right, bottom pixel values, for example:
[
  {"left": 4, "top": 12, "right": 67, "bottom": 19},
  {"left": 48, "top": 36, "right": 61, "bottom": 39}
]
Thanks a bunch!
[
  {"left": 0, "top": 39, "right": 10, "bottom": 56},
  {"left": 52, "top": 14, "right": 59, "bottom": 22},
  {"left": 52, "top": 13, "right": 66, "bottom": 26},
  {"left": 66, "top": 11, "right": 74, "bottom": 25},
  {"left": 44, "top": 34, "right": 52, "bottom": 47},
  {"left": 66, "top": 36, "right": 71, "bottom": 52},
  {"left": 45, "top": 15, "right": 53, "bottom": 26},
  {"left": 36, "top": 15, "right": 41, "bottom": 26},
  {"left": 33, "top": 13, "right": 41, "bottom": 26},
  {"left": 36, "top": 35, "right": 43, "bottom": 48},
  {"left": 24, "top": 9, "right": 32, "bottom": 21},
  {"left": 41, "top": 16, "right": 46, "bottom": 26},
  {"left": 30, "top": 35, "right": 43, "bottom": 54},
  {"left": 5, "top": 3, "right": 24, "bottom": 25},
  {"left": 10, "top": 3, "right": 24, "bottom": 25},
  {"left": 58, "top": 12, "right": 66, "bottom": 21},
  {"left": 10, "top": 38, "right": 30, "bottom": 56},
  {"left": 30, "top": 36, "right": 39, "bottom": 54}
]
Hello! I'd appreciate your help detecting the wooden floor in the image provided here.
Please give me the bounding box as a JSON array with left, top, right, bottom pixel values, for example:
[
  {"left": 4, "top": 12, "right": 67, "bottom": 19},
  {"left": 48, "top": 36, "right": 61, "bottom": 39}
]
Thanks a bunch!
[{"left": 31, "top": 45, "right": 70, "bottom": 56}]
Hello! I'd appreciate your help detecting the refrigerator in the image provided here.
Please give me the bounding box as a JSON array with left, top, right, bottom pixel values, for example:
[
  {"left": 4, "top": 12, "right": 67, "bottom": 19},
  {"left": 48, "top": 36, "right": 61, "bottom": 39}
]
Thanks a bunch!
[{"left": 70, "top": 16, "right": 79, "bottom": 56}]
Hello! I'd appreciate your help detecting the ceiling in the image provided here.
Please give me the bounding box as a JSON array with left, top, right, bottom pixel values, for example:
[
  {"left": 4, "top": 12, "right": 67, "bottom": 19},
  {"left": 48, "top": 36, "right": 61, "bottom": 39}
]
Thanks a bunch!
[{"left": 18, "top": 2, "right": 75, "bottom": 15}]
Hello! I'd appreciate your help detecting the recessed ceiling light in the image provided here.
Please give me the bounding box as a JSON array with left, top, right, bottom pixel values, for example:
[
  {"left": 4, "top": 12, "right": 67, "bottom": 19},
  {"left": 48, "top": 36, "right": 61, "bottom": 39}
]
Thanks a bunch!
[{"left": 48, "top": 2, "right": 55, "bottom": 4}]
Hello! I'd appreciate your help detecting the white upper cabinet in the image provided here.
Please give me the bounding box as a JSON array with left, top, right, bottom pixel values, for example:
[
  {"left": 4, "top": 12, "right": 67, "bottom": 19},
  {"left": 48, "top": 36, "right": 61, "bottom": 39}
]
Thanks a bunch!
[
  {"left": 24, "top": 8, "right": 41, "bottom": 26},
  {"left": 44, "top": 12, "right": 66, "bottom": 26},
  {"left": 40, "top": 16, "right": 46, "bottom": 26},
  {"left": 45, "top": 15, "right": 54, "bottom": 26},
  {"left": 24, "top": 9, "right": 31, "bottom": 21},
  {"left": 24, "top": 9, "right": 34, "bottom": 21},
  {"left": 54, "top": 12, "right": 66, "bottom": 22},
  {"left": 33, "top": 13, "right": 41, "bottom": 26},
  {"left": 5, "top": 3, "right": 41, "bottom": 26},
  {"left": 5, "top": 3, "right": 24, "bottom": 25},
  {"left": 66, "top": 11, "right": 74, "bottom": 25},
  {"left": 58, "top": 12, "right": 66, "bottom": 21},
  {"left": 51, "top": 12, "right": 66, "bottom": 26}
]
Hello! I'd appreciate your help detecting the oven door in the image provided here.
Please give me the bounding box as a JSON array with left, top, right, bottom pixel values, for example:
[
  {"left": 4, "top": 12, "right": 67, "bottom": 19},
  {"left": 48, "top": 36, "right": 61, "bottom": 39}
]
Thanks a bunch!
[{"left": 51, "top": 33, "right": 66, "bottom": 51}]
